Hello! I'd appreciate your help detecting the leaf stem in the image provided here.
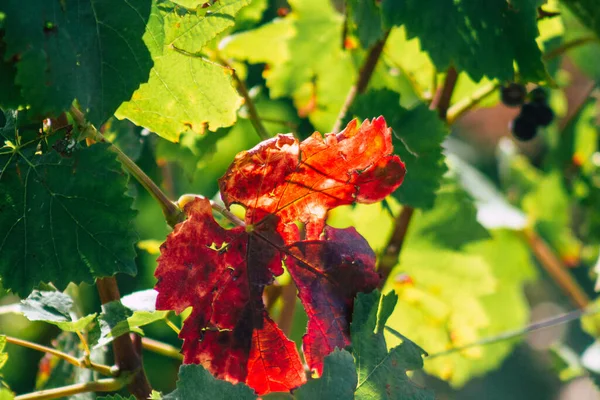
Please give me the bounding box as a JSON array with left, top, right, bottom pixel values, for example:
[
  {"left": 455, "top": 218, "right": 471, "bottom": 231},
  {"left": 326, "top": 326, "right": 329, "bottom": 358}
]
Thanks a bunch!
[
  {"left": 4, "top": 336, "right": 113, "bottom": 376},
  {"left": 332, "top": 31, "right": 391, "bottom": 133},
  {"left": 14, "top": 378, "right": 126, "bottom": 400},
  {"left": 164, "top": 316, "right": 181, "bottom": 335},
  {"left": 431, "top": 66, "right": 458, "bottom": 120},
  {"left": 446, "top": 81, "right": 501, "bottom": 124},
  {"left": 96, "top": 277, "right": 153, "bottom": 400},
  {"left": 421, "top": 305, "right": 600, "bottom": 359},
  {"left": 68, "top": 106, "right": 184, "bottom": 228},
  {"left": 141, "top": 338, "right": 183, "bottom": 361},
  {"left": 221, "top": 59, "right": 270, "bottom": 140},
  {"left": 524, "top": 229, "right": 589, "bottom": 309}
]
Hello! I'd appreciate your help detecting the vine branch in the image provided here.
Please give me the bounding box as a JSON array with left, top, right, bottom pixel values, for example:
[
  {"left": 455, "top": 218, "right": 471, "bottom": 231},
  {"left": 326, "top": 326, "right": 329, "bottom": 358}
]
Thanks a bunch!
[
  {"left": 142, "top": 338, "right": 183, "bottom": 361},
  {"left": 68, "top": 106, "right": 184, "bottom": 228},
  {"left": 524, "top": 229, "right": 589, "bottom": 309},
  {"left": 332, "top": 31, "right": 391, "bottom": 133},
  {"left": 14, "top": 378, "right": 126, "bottom": 400},
  {"left": 4, "top": 336, "right": 113, "bottom": 376},
  {"left": 96, "top": 277, "right": 152, "bottom": 400}
]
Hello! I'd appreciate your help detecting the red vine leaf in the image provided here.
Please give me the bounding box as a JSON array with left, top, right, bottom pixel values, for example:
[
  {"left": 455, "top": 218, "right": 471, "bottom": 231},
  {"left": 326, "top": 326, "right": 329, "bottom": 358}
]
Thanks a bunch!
[{"left": 155, "top": 118, "right": 405, "bottom": 395}]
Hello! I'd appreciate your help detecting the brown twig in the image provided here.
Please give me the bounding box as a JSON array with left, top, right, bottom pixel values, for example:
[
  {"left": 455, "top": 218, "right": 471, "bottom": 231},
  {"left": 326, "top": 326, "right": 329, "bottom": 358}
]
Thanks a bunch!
[
  {"left": 524, "top": 229, "right": 589, "bottom": 309},
  {"left": 377, "top": 207, "right": 415, "bottom": 286},
  {"left": 332, "top": 31, "right": 391, "bottom": 133},
  {"left": 96, "top": 277, "right": 152, "bottom": 400},
  {"left": 559, "top": 80, "right": 597, "bottom": 131},
  {"left": 430, "top": 66, "right": 458, "bottom": 119},
  {"left": 543, "top": 36, "right": 598, "bottom": 61}
]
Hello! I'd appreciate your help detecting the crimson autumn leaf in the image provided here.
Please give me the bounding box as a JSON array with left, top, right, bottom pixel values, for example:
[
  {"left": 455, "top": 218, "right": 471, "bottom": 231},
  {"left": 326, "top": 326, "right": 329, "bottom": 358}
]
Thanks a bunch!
[{"left": 155, "top": 117, "right": 405, "bottom": 395}]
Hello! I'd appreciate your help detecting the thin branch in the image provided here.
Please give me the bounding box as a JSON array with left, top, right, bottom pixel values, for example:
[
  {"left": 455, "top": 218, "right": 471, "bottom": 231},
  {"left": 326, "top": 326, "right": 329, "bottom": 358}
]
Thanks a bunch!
[
  {"left": 4, "top": 336, "right": 113, "bottom": 376},
  {"left": 430, "top": 66, "right": 458, "bottom": 120},
  {"left": 222, "top": 60, "right": 270, "bottom": 140},
  {"left": 332, "top": 30, "right": 391, "bottom": 133},
  {"left": 164, "top": 316, "right": 181, "bottom": 335},
  {"left": 524, "top": 229, "right": 589, "bottom": 309},
  {"left": 420, "top": 305, "right": 600, "bottom": 359},
  {"left": 141, "top": 338, "right": 183, "bottom": 361},
  {"left": 559, "top": 80, "right": 597, "bottom": 131},
  {"left": 446, "top": 81, "right": 501, "bottom": 124},
  {"left": 14, "top": 378, "right": 125, "bottom": 400},
  {"left": 68, "top": 106, "right": 184, "bottom": 228},
  {"left": 543, "top": 35, "right": 599, "bottom": 61},
  {"left": 377, "top": 207, "right": 415, "bottom": 287},
  {"left": 97, "top": 277, "right": 152, "bottom": 400}
]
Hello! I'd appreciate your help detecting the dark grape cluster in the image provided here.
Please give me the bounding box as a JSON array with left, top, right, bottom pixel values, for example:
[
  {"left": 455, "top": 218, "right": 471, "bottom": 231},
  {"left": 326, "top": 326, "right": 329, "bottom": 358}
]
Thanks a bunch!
[{"left": 501, "top": 84, "right": 554, "bottom": 141}]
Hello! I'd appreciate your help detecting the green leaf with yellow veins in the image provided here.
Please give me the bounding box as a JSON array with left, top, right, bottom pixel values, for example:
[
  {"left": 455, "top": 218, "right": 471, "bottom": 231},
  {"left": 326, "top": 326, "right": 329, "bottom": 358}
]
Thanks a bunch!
[
  {"left": 0, "top": 0, "right": 152, "bottom": 126},
  {"left": 385, "top": 230, "right": 534, "bottom": 386},
  {"left": 221, "top": 0, "right": 356, "bottom": 131},
  {"left": 381, "top": 0, "right": 547, "bottom": 82},
  {"left": 0, "top": 115, "right": 137, "bottom": 296},
  {"left": 164, "top": 0, "right": 251, "bottom": 53},
  {"left": 0, "top": 335, "right": 7, "bottom": 371},
  {"left": 116, "top": 0, "right": 244, "bottom": 142},
  {"left": 220, "top": 20, "right": 293, "bottom": 65}
]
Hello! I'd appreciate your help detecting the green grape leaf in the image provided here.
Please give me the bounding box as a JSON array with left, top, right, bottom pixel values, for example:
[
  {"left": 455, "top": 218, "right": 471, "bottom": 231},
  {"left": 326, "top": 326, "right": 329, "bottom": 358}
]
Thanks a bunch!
[
  {"left": 20, "top": 291, "right": 96, "bottom": 332},
  {"left": 97, "top": 396, "right": 135, "bottom": 400},
  {"left": 116, "top": 0, "right": 245, "bottom": 142},
  {"left": 0, "top": 389, "right": 13, "bottom": 400},
  {"left": 220, "top": 0, "right": 356, "bottom": 132},
  {"left": 94, "top": 298, "right": 168, "bottom": 348},
  {"left": 347, "top": 0, "right": 385, "bottom": 49},
  {"left": 407, "top": 179, "right": 490, "bottom": 249},
  {"left": 561, "top": 0, "right": 600, "bottom": 38},
  {"left": 381, "top": 0, "right": 547, "bottom": 82},
  {"left": 385, "top": 229, "right": 535, "bottom": 386},
  {"left": 0, "top": 33, "right": 23, "bottom": 110},
  {"left": 0, "top": 335, "right": 7, "bottom": 371},
  {"left": 0, "top": 116, "right": 138, "bottom": 296},
  {"left": 348, "top": 89, "right": 448, "bottom": 209},
  {"left": 294, "top": 349, "right": 357, "bottom": 400},
  {"left": 165, "top": 0, "right": 251, "bottom": 53},
  {"left": 163, "top": 364, "right": 256, "bottom": 400},
  {"left": 0, "top": 0, "right": 152, "bottom": 126},
  {"left": 220, "top": 19, "right": 293, "bottom": 65},
  {"left": 351, "top": 290, "right": 434, "bottom": 400}
]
